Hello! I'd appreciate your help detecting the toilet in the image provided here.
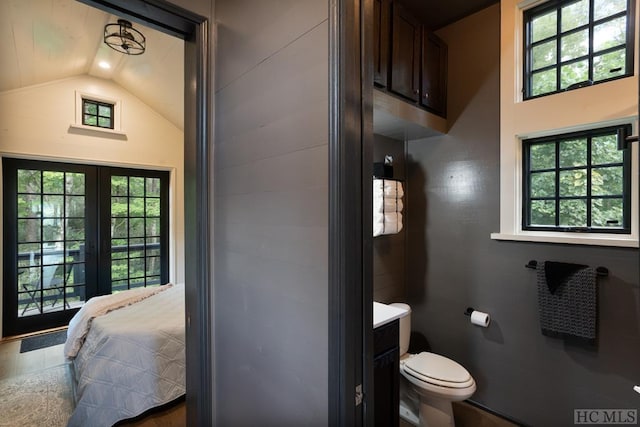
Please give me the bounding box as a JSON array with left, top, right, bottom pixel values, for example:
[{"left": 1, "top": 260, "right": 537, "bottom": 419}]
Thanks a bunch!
[{"left": 391, "top": 303, "right": 476, "bottom": 427}]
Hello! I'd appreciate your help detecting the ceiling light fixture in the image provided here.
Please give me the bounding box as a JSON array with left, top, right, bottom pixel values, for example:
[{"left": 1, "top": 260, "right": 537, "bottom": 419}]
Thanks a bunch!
[
  {"left": 98, "top": 61, "right": 111, "bottom": 69},
  {"left": 104, "top": 19, "right": 145, "bottom": 55}
]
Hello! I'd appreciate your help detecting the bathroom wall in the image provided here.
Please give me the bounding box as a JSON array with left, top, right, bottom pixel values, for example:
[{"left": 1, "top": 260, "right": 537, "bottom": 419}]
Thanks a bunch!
[
  {"left": 373, "top": 133, "right": 407, "bottom": 303},
  {"left": 406, "top": 4, "right": 640, "bottom": 426},
  {"left": 213, "top": 0, "right": 329, "bottom": 424}
]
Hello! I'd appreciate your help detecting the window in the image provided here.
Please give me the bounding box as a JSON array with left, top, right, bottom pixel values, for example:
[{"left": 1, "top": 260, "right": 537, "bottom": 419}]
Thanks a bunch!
[
  {"left": 524, "top": 0, "right": 634, "bottom": 99},
  {"left": 82, "top": 98, "right": 114, "bottom": 129},
  {"left": 523, "top": 125, "right": 631, "bottom": 233}
]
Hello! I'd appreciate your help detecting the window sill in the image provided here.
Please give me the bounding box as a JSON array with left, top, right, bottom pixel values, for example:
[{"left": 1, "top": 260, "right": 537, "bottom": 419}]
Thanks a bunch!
[
  {"left": 490, "top": 232, "right": 638, "bottom": 248},
  {"left": 69, "top": 123, "right": 127, "bottom": 139}
]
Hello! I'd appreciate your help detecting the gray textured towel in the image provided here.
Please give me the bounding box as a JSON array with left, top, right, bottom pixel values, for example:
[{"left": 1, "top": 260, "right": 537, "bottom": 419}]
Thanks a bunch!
[{"left": 536, "top": 261, "right": 597, "bottom": 344}]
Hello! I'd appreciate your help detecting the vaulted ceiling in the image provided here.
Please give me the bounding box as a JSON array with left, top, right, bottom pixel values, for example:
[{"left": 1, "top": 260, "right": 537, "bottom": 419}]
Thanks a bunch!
[
  {"left": 0, "top": 0, "right": 498, "bottom": 134},
  {"left": 0, "top": 0, "right": 184, "bottom": 130}
]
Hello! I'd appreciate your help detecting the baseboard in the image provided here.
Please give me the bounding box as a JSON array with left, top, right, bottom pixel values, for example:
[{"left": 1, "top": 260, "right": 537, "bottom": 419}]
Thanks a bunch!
[{"left": 463, "top": 399, "right": 530, "bottom": 427}]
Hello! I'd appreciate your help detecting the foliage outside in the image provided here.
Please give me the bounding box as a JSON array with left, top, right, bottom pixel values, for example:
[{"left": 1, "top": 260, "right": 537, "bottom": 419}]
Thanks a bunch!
[
  {"left": 16, "top": 170, "right": 87, "bottom": 315},
  {"left": 15, "top": 170, "right": 163, "bottom": 316},
  {"left": 528, "top": 0, "right": 628, "bottom": 97},
  {"left": 109, "top": 176, "right": 162, "bottom": 293},
  {"left": 527, "top": 132, "right": 626, "bottom": 229}
]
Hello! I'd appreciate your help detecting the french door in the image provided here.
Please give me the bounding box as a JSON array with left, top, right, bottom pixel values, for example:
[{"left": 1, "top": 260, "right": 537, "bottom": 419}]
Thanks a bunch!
[{"left": 2, "top": 158, "right": 169, "bottom": 336}]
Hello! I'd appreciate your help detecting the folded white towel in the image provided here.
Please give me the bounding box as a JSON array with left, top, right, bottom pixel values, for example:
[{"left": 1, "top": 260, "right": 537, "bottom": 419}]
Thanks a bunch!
[
  {"left": 384, "top": 212, "right": 402, "bottom": 223},
  {"left": 372, "top": 179, "right": 404, "bottom": 237},
  {"left": 373, "top": 198, "right": 403, "bottom": 213},
  {"left": 384, "top": 181, "right": 404, "bottom": 198},
  {"left": 372, "top": 213, "right": 404, "bottom": 236},
  {"left": 373, "top": 186, "right": 384, "bottom": 199},
  {"left": 373, "top": 221, "right": 385, "bottom": 237},
  {"left": 374, "top": 178, "right": 403, "bottom": 193}
]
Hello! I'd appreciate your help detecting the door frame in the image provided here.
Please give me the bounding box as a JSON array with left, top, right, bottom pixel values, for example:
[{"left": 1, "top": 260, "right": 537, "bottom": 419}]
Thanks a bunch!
[
  {"left": 77, "top": 1, "right": 212, "bottom": 425},
  {"left": 81, "top": 1, "right": 372, "bottom": 426},
  {"left": 329, "top": 0, "right": 373, "bottom": 425}
]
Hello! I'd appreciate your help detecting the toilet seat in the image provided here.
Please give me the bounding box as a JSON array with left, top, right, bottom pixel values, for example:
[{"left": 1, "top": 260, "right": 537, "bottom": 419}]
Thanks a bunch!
[{"left": 401, "top": 352, "right": 475, "bottom": 389}]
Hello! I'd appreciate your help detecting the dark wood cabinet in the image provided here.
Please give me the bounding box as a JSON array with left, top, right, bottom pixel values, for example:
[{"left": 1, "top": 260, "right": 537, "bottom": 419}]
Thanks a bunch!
[
  {"left": 389, "top": 2, "right": 420, "bottom": 102},
  {"left": 372, "top": 0, "right": 448, "bottom": 118},
  {"left": 374, "top": 320, "right": 399, "bottom": 427},
  {"left": 373, "top": 0, "right": 390, "bottom": 87},
  {"left": 420, "top": 30, "right": 448, "bottom": 116}
]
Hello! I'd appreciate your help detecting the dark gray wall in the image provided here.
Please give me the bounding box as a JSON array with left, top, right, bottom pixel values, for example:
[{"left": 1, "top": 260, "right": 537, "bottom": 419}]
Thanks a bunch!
[
  {"left": 406, "top": 5, "right": 640, "bottom": 426},
  {"left": 373, "top": 134, "right": 407, "bottom": 303},
  {"left": 214, "top": 1, "right": 328, "bottom": 425}
]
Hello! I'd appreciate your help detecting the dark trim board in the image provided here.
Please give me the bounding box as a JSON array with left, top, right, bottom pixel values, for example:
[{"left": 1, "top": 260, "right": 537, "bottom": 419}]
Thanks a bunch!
[
  {"left": 76, "top": 1, "right": 212, "bottom": 426},
  {"left": 329, "top": 0, "right": 372, "bottom": 425}
]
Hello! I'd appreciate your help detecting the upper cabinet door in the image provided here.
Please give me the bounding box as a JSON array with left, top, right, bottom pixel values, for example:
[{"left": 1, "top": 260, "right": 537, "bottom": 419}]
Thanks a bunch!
[
  {"left": 373, "top": 0, "right": 391, "bottom": 87},
  {"left": 420, "top": 31, "right": 448, "bottom": 117},
  {"left": 389, "top": 2, "right": 420, "bottom": 102}
]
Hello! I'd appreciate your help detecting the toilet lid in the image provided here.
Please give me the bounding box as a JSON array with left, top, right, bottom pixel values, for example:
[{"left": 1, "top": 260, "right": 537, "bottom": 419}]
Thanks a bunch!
[{"left": 403, "top": 352, "right": 472, "bottom": 385}]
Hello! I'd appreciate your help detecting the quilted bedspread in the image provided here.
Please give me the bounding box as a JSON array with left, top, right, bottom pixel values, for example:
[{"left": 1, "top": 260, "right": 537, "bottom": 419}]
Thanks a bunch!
[{"left": 67, "top": 283, "right": 185, "bottom": 427}]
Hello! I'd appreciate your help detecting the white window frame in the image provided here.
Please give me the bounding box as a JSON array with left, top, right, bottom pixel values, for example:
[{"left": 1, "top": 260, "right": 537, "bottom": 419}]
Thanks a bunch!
[
  {"left": 70, "top": 91, "right": 126, "bottom": 136},
  {"left": 493, "top": 0, "right": 639, "bottom": 248}
]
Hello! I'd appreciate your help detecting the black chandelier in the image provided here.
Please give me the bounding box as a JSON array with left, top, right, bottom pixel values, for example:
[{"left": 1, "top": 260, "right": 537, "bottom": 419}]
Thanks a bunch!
[{"left": 104, "top": 19, "right": 146, "bottom": 55}]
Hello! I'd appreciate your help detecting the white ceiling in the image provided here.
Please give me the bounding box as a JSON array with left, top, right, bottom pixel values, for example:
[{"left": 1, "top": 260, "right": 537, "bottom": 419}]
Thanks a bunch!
[{"left": 0, "top": 0, "right": 184, "bottom": 130}]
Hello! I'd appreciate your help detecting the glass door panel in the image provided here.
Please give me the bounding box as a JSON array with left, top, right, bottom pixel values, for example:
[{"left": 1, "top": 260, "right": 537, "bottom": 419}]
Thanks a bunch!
[
  {"left": 16, "top": 169, "right": 88, "bottom": 317},
  {"left": 104, "top": 171, "right": 168, "bottom": 294},
  {"left": 3, "top": 158, "right": 98, "bottom": 336}
]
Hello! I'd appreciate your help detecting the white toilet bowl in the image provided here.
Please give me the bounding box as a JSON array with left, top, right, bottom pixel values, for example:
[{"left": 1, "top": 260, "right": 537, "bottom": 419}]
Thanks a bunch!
[{"left": 390, "top": 303, "right": 476, "bottom": 427}]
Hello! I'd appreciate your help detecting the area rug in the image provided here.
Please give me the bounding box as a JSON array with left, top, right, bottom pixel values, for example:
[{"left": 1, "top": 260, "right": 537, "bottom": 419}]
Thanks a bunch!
[
  {"left": 0, "top": 364, "right": 73, "bottom": 426},
  {"left": 20, "top": 330, "right": 67, "bottom": 353}
]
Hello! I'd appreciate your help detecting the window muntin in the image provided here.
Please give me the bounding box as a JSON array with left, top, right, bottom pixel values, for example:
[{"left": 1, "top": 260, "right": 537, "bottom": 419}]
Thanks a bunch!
[
  {"left": 109, "top": 174, "right": 167, "bottom": 293},
  {"left": 82, "top": 99, "right": 114, "bottom": 129},
  {"left": 524, "top": 0, "right": 634, "bottom": 99},
  {"left": 15, "top": 168, "right": 88, "bottom": 317},
  {"left": 523, "top": 125, "right": 631, "bottom": 232}
]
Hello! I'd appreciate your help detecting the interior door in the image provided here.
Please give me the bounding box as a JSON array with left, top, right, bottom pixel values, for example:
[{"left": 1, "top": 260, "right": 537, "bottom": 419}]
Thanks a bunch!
[{"left": 2, "top": 158, "right": 98, "bottom": 336}]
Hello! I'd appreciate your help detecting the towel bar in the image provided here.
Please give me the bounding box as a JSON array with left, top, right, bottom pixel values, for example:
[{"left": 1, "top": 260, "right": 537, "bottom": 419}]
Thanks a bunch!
[{"left": 525, "top": 260, "right": 608, "bottom": 277}]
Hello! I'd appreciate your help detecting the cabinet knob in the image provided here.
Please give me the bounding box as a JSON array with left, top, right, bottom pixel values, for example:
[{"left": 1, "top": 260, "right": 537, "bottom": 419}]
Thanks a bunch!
[
  {"left": 424, "top": 92, "right": 429, "bottom": 99},
  {"left": 414, "top": 89, "right": 419, "bottom": 95}
]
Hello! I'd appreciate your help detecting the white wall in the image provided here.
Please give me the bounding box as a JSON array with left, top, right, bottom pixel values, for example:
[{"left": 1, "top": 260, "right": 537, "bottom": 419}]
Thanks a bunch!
[
  {"left": 0, "top": 75, "right": 185, "bottom": 336},
  {"left": 497, "top": 0, "right": 639, "bottom": 246}
]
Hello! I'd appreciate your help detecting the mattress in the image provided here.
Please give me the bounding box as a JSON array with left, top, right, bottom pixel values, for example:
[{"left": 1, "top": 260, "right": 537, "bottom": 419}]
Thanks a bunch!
[{"left": 67, "top": 283, "right": 185, "bottom": 427}]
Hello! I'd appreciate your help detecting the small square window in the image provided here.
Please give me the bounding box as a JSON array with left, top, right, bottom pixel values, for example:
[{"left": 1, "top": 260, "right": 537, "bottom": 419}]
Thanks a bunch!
[
  {"left": 523, "top": 0, "right": 634, "bottom": 99},
  {"left": 522, "top": 125, "right": 631, "bottom": 233},
  {"left": 82, "top": 99, "right": 114, "bottom": 129}
]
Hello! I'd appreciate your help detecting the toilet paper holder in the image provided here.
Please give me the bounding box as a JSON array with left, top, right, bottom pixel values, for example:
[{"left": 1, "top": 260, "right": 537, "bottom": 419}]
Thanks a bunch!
[{"left": 464, "top": 307, "right": 491, "bottom": 327}]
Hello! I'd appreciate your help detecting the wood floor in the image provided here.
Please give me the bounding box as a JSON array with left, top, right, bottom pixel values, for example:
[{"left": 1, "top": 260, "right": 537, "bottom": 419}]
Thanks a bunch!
[
  {"left": 0, "top": 334, "right": 185, "bottom": 427},
  {"left": 1, "top": 334, "right": 516, "bottom": 426}
]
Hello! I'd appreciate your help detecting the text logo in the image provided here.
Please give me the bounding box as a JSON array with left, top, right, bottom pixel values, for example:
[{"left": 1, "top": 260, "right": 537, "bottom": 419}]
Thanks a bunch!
[{"left": 574, "top": 409, "right": 638, "bottom": 425}]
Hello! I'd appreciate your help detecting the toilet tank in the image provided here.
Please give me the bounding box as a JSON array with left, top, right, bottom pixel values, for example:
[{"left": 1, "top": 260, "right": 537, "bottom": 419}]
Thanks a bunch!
[{"left": 390, "top": 303, "right": 411, "bottom": 356}]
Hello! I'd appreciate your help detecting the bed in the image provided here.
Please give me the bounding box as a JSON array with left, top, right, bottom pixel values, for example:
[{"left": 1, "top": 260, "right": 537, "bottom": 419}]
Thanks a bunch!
[{"left": 64, "top": 283, "right": 185, "bottom": 427}]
